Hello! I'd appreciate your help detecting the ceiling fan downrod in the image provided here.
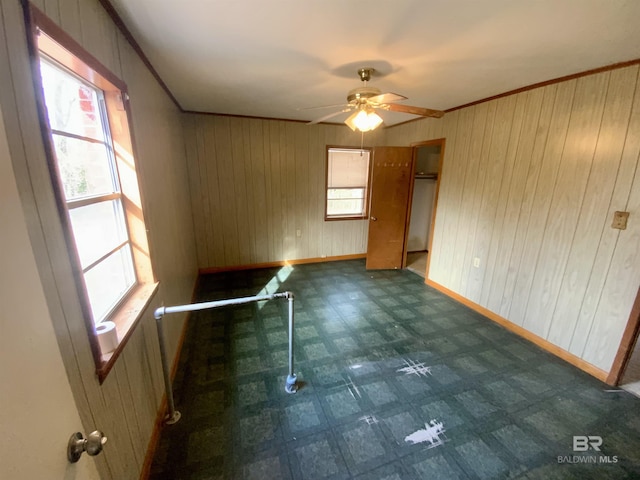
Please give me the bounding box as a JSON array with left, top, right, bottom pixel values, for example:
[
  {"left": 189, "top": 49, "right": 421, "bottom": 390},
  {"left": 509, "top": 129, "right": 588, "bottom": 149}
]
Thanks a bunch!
[{"left": 357, "top": 67, "right": 374, "bottom": 83}]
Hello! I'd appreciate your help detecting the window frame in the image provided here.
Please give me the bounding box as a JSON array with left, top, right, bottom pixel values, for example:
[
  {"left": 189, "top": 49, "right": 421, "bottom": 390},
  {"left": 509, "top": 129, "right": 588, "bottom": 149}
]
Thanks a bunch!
[
  {"left": 28, "top": 7, "right": 157, "bottom": 383},
  {"left": 40, "top": 57, "right": 139, "bottom": 324},
  {"left": 324, "top": 146, "right": 372, "bottom": 221}
]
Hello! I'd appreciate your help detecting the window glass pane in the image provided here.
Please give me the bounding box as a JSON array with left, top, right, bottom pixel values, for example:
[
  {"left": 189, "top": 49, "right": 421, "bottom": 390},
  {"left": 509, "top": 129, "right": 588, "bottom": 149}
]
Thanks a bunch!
[
  {"left": 327, "top": 188, "right": 365, "bottom": 216},
  {"left": 69, "top": 199, "right": 128, "bottom": 268},
  {"left": 52, "top": 134, "right": 116, "bottom": 199},
  {"left": 39, "top": 60, "right": 105, "bottom": 142},
  {"left": 327, "top": 188, "right": 365, "bottom": 200},
  {"left": 84, "top": 245, "right": 136, "bottom": 324}
]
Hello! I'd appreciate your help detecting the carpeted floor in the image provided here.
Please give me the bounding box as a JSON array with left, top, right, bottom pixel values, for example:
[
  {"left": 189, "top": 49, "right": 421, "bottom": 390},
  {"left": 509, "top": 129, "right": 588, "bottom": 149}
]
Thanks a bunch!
[{"left": 149, "top": 259, "right": 640, "bottom": 479}]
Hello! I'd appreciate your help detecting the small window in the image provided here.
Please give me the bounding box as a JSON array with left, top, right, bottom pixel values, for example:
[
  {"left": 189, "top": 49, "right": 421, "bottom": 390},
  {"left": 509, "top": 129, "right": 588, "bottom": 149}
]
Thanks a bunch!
[{"left": 325, "top": 147, "right": 371, "bottom": 220}]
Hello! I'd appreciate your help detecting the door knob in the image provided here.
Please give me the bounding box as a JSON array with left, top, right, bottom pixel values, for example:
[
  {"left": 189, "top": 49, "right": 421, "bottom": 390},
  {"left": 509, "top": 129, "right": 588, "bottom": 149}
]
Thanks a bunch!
[
  {"left": 67, "top": 430, "right": 107, "bottom": 463},
  {"left": 371, "top": 216, "right": 377, "bottom": 221}
]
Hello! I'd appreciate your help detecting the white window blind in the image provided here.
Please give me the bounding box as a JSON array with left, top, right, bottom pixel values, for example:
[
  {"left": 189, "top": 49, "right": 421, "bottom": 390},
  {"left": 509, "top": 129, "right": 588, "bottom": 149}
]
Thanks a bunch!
[{"left": 327, "top": 149, "right": 370, "bottom": 188}]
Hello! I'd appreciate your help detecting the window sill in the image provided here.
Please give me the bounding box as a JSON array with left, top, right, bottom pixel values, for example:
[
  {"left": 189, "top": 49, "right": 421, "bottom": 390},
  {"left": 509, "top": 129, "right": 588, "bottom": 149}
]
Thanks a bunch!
[
  {"left": 325, "top": 216, "right": 369, "bottom": 221},
  {"left": 96, "top": 281, "right": 159, "bottom": 383}
]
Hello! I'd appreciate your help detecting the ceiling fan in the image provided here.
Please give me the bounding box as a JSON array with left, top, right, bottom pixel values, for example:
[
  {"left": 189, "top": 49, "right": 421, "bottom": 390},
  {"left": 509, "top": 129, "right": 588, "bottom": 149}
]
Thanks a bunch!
[{"left": 306, "top": 68, "right": 444, "bottom": 131}]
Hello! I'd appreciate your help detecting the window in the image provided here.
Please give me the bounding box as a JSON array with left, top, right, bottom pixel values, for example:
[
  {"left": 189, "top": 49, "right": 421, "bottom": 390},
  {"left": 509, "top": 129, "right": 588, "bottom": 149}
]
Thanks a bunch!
[
  {"left": 32, "top": 13, "right": 156, "bottom": 382},
  {"left": 39, "top": 59, "right": 136, "bottom": 324},
  {"left": 325, "top": 147, "right": 371, "bottom": 220}
]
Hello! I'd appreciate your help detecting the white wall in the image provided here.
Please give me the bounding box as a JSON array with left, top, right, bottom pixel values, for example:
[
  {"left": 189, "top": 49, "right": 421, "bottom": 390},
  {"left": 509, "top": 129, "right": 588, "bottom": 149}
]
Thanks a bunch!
[{"left": 407, "top": 179, "right": 436, "bottom": 252}]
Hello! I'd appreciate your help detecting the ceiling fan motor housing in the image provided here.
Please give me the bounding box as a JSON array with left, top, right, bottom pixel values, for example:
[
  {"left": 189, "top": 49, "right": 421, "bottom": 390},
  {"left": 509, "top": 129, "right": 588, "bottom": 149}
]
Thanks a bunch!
[{"left": 347, "top": 86, "right": 382, "bottom": 104}]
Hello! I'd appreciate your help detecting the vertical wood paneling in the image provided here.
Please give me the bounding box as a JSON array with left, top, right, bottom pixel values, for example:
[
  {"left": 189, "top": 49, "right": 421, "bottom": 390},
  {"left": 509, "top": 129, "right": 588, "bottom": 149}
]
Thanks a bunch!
[
  {"left": 307, "top": 126, "right": 321, "bottom": 256},
  {"left": 57, "top": 0, "right": 81, "bottom": 41},
  {"left": 112, "top": 362, "right": 144, "bottom": 472},
  {"left": 213, "top": 117, "right": 241, "bottom": 265},
  {"left": 548, "top": 68, "right": 637, "bottom": 349},
  {"left": 183, "top": 115, "right": 370, "bottom": 266},
  {"left": 486, "top": 89, "right": 544, "bottom": 315},
  {"left": 390, "top": 65, "right": 640, "bottom": 374},
  {"left": 230, "top": 118, "right": 251, "bottom": 264},
  {"left": 508, "top": 81, "right": 576, "bottom": 325},
  {"left": 281, "top": 122, "right": 294, "bottom": 258},
  {"left": 183, "top": 116, "right": 206, "bottom": 265},
  {"left": 499, "top": 86, "right": 555, "bottom": 317},
  {"left": 268, "top": 121, "right": 283, "bottom": 260},
  {"left": 241, "top": 119, "right": 256, "bottom": 263},
  {"left": 479, "top": 93, "right": 525, "bottom": 306},
  {"left": 43, "top": 0, "right": 60, "bottom": 23},
  {"left": 435, "top": 107, "right": 474, "bottom": 286},
  {"left": 141, "top": 314, "right": 164, "bottom": 402},
  {"left": 428, "top": 110, "right": 459, "bottom": 286},
  {"left": 121, "top": 326, "right": 157, "bottom": 452},
  {"left": 450, "top": 103, "right": 488, "bottom": 293},
  {"left": 30, "top": 0, "right": 46, "bottom": 11},
  {"left": 522, "top": 72, "right": 610, "bottom": 338},
  {"left": 205, "top": 117, "right": 226, "bottom": 267},
  {"left": 78, "top": 0, "right": 120, "bottom": 78},
  {"left": 459, "top": 101, "right": 495, "bottom": 298},
  {"left": 295, "top": 123, "right": 310, "bottom": 256},
  {"left": 250, "top": 119, "right": 269, "bottom": 262},
  {"left": 192, "top": 116, "right": 210, "bottom": 261},
  {"left": 571, "top": 66, "right": 640, "bottom": 356},
  {"left": 582, "top": 159, "right": 640, "bottom": 368},
  {"left": 466, "top": 95, "right": 517, "bottom": 302}
]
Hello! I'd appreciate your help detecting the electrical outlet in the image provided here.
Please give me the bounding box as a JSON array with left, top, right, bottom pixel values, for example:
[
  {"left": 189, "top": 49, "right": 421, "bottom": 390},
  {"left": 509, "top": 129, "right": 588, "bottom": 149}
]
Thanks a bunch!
[
  {"left": 473, "top": 257, "right": 480, "bottom": 268},
  {"left": 612, "top": 211, "right": 629, "bottom": 230},
  {"left": 296, "top": 229, "right": 302, "bottom": 237}
]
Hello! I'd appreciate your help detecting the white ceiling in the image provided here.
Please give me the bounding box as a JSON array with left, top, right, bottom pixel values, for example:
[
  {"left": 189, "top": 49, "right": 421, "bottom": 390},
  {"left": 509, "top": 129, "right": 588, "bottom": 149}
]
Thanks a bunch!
[{"left": 109, "top": 0, "right": 640, "bottom": 126}]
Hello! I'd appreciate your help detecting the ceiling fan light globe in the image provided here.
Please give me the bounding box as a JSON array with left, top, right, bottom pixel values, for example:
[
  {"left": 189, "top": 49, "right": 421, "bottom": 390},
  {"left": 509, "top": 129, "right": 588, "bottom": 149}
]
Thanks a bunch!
[
  {"left": 345, "top": 109, "right": 383, "bottom": 132},
  {"left": 365, "top": 111, "right": 383, "bottom": 130},
  {"left": 344, "top": 110, "right": 361, "bottom": 131}
]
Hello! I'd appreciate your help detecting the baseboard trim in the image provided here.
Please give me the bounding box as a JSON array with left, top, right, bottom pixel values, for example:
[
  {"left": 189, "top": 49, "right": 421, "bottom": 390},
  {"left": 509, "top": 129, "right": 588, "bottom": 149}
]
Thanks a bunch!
[
  {"left": 425, "top": 278, "right": 610, "bottom": 384},
  {"left": 199, "top": 253, "right": 367, "bottom": 274},
  {"left": 139, "top": 393, "right": 168, "bottom": 479},
  {"left": 139, "top": 275, "right": 200, "bottom": 479}
]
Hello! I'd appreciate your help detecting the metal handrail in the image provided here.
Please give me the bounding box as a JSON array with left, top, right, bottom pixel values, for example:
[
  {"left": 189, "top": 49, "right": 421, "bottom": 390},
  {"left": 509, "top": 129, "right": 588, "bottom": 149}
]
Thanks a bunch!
[{"left": 154, "top": 291, "right": 297, "bottom": 425}]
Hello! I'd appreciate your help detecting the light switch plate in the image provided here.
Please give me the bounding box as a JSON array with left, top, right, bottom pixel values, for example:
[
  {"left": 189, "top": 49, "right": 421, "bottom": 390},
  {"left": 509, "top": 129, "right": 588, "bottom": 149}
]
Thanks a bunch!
[{"left": 612, "top": 211, "right": 629, "bottom": 230}]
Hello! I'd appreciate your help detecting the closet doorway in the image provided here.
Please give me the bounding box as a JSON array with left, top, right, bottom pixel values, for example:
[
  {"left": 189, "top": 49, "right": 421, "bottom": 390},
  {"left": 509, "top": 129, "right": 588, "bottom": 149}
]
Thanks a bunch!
[{"left": 404, "top": 139, "right": 444, "bottom": 278}]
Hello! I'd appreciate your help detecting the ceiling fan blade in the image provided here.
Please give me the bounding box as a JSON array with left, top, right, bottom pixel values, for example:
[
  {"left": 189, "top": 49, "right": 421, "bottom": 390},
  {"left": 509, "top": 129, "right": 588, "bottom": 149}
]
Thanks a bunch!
[
  {"left": 368, "top": 92, "right": 407, "bottom": 104},
  {"left": 307, "top": 108, "right": 351, "bottom": 125},
  {"left": 385, "top": 103, "right": 445, "bottom": 118},
  {"left": 298, "top": 103, "right": 350, "bottom": 111}
]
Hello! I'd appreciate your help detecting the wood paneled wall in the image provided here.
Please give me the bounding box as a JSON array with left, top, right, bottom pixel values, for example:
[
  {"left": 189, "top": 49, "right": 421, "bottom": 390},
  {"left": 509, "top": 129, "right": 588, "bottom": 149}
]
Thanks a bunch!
[
  {"left": 387, "top": 65, "right": 640, "bottom": 373},
  {"left": 0, "top": 1, "right": 198, "bottom": 478},
  {"left": 183, "top": 114, "right": 383, "bottom": 268}
]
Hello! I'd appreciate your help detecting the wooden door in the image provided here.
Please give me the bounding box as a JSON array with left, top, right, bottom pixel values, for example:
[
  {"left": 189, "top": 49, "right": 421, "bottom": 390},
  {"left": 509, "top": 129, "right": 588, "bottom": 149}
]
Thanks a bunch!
[{"left": 366, "top": 147, "right": 414, "bottom": 269}]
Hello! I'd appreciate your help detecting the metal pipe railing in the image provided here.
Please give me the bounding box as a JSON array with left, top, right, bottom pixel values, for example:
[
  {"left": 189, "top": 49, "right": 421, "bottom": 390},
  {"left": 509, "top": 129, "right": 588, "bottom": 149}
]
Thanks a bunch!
[{"left": 154, "top": 291, "right": 297, "bottom": 425}]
